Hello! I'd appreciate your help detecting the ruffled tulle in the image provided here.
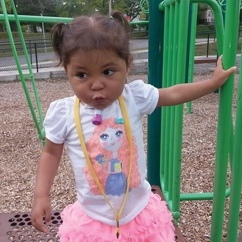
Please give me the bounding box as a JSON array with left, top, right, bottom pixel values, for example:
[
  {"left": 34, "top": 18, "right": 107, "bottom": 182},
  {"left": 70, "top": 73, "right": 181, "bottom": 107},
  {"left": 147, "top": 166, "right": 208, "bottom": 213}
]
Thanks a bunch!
[{"left": 58, "top": 192, "right": 175, "bottom": 242}]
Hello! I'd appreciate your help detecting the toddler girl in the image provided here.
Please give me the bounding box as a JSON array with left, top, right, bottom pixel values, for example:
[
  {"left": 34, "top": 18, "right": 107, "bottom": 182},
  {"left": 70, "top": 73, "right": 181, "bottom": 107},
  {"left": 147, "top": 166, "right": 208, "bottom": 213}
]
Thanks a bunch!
[{"left": 31, "top": 11, "right": 235, "bottom": 242}]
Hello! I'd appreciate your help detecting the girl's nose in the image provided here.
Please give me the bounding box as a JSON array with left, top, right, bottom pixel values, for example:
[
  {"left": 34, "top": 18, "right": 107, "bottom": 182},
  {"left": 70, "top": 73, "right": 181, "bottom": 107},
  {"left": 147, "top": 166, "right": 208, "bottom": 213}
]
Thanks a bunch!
[{"left": 91, "top": 78, "right": 104, "bottom": 90}]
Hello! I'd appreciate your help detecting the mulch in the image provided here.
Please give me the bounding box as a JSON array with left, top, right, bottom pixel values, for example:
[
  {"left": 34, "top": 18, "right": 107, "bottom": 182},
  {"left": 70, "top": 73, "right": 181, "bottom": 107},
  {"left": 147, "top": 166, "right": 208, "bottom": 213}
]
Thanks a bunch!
[{"left": 0, "top": 73, "right": 241, "bottom": 241}]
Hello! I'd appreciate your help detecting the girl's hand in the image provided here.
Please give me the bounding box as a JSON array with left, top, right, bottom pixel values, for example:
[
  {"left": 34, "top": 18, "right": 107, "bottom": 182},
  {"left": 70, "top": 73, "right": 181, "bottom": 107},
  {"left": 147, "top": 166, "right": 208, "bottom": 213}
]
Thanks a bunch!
[
  {"left": 211, "top": 55, "right": 237, "bottom": 89},
  {"left": 31, "top": 140, "right": 63, "bottom": 232},
  {"left": 31, "top": 196, "right": 52, "bottom": 232},
  {"left": 157, "top": 55, "right": 236, "bottom": 107}
]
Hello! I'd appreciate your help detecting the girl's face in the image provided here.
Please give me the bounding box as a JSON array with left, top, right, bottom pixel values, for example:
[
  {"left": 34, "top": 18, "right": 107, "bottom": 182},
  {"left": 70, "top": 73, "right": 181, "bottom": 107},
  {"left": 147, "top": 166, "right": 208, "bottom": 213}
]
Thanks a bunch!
[{"left": 66, "top": 49, "right": 130, "bottom": 110}]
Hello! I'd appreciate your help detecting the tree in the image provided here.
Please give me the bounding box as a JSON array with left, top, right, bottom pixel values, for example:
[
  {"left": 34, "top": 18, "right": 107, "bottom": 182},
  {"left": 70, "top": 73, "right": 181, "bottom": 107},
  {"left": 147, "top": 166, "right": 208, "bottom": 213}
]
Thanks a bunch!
[
  {"left": 55, "top": 0, "right": 106, "bottom": 17},
  {"left": 16, "top": 0, "right": 57, "bottom": 16},
  {"left": 55, "top": 0, "right": 83, "bottom": 17},
  {"left": 6, "top": 0, "right": 142, "bottom": 20},
  {"left": 197, "top": 3, "right": 210, "bottom": 24},
  {"left": 0, "top": 0, "right": 12, "bottom": 31},
  {"left": 0, "top": 0, "right": 12, "bottom": 13},
  {"left": 123, "top": 0, "right": 141, "bottom": 21}
]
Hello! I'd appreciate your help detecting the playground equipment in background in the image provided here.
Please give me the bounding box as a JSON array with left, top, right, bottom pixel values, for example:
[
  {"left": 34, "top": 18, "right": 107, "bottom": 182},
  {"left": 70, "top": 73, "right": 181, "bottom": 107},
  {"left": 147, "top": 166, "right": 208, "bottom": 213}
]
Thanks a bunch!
[
  {"left": 0, "top": 3, "right": 148, "bottom": 147},
  {"left": 148, "top": 0, "right": 242, "bottom": 242},
  {"left": 0, "top": 0, "right": 242, "bottom": 241}
]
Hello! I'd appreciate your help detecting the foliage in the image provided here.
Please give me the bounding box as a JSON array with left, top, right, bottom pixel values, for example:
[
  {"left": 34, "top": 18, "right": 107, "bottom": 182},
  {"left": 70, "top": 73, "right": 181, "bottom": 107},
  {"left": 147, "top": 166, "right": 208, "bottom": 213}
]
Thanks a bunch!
[
  {"left": 198, "top": 3, "right": 209, "bottom": 11},
  {"left": 123, "top": 0, "right": 141, "bottom": 21},
  {"left": 0, "top": 0, "right": 12, "bottom": 12},
  {"left": 15, "top": 0, "right": 58, "bottom": 16},
  {"left": 0, "top": 0, "right": 142, "bottom": 19}
]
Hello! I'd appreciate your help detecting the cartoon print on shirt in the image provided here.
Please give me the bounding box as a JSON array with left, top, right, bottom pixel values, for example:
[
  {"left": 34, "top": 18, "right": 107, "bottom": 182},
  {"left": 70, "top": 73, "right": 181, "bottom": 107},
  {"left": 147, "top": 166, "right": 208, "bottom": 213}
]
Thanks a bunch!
[
  {"left": 95, "top": 127, "right": 127, "bottom": 196},
  {"left": 84, "top": 117, "right": 141, "bottom": 196}
]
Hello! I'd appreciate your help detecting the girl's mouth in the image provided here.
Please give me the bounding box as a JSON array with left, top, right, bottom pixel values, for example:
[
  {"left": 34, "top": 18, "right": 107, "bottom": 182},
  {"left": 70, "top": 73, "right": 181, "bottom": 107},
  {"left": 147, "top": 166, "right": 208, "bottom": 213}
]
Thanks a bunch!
[
  {"left": 93, "top": 97, "right": 104, "bottom": 102},
  {"left": 92, "top": 97, "right": 106, "bottom": 107}
]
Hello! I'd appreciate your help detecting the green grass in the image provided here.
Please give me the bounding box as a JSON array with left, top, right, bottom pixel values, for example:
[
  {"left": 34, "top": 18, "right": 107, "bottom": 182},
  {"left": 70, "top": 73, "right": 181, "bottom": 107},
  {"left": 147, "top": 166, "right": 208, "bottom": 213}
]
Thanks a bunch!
[
  {"left": 195, "top": 41, "right": 218, "bottom": 56},
  {"left": 195, "top": 38, "right": 242, "bottom": 56},
  {"left": 196, "top": 24, "right": 216, "bottom": 38}
]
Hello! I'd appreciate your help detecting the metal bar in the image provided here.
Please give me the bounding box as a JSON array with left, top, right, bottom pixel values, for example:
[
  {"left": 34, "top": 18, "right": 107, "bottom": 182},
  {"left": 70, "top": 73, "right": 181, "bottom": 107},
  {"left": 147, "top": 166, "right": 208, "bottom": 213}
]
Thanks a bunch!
[
  {"left": 0, "top": 14, "right": 73, "bottom": 23},
  {"left": 186, "top": 3, "right": 198, "bottom": 113},
  {"left": 227, "top": 49, "right": 242, "bottom": 242},
  {"left": 171, "top": 0, "right": 190, "bottom": 222},
  {"left": 10, "top": 0, "right": 45, "bottom": 141},
  {"left": 147, "top": 0, "right": 164, "bottom": 185},
  {"left": 210, "top": 0, "right": 240, "bottom": 241},
  {"left": 160, "top": 1, "right": 170, "bottom": 193},
  {"left": 168, "top": 3, "right": 176, "bottom": 203},
  {"left": 0, "top": 14, "right": 148, "bottom": 25},
  {"left": 206, "top": 33, "right": 209, "bottom": 57},
  {"left": 180, "top": 187, "right": 231, "bottom": 201},
  {"left": 0, "top": 0, "right": 44, "bottom": 142},
  {"left": 34, "top": 43, "right": 39, "bottom": 73},
  {"left": 160, "top": 0, "right": 190, "bottom": 222}
]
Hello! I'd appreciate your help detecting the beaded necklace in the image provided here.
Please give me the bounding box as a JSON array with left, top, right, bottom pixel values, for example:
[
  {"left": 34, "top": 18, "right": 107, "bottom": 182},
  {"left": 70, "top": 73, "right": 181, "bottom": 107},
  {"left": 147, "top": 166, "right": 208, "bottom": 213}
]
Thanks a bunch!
[{"left": 74, "top": 96, "right": 133, "bottom": 238}]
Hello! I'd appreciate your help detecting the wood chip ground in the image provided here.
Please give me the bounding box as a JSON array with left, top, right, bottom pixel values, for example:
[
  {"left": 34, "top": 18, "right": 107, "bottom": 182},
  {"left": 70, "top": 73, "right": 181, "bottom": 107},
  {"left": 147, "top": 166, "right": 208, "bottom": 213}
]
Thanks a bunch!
[{"left": 0, "top": 72, "right": 241, "bottom": 241}]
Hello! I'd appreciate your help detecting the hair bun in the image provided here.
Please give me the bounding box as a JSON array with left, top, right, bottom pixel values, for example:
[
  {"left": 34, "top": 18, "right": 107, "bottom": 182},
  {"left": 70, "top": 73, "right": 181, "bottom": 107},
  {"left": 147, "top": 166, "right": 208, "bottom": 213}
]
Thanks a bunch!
[{"left": 111, "top": 11, "right": 130, "bottom": 33}]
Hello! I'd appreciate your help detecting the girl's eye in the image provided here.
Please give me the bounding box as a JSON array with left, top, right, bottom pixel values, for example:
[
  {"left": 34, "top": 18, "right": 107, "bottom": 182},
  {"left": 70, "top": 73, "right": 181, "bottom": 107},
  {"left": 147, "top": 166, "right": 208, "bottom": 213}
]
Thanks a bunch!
[
  {"left": 77, "top": 72, "right": 87, "bottom": 79},
  {"left": 103, "top": 69, "right": 114, "bottom": 76}
]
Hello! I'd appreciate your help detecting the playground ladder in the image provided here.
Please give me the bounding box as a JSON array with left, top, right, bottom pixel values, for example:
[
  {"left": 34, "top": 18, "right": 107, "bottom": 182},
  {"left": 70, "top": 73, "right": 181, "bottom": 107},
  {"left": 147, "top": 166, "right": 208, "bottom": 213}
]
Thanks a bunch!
[
  {"left": 150, "top": 0, "right": 224, "bottom": 221},
  {"left": 148, "top": 0, "right": 242, "bottom": 241}
]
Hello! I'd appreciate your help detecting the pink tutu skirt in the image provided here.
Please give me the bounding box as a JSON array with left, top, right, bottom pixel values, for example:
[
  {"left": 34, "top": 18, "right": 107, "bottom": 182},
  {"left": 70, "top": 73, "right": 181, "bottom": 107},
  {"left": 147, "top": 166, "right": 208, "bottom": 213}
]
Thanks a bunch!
[{"left": 58, "top": 192, "right": 175, "bottom": 242}]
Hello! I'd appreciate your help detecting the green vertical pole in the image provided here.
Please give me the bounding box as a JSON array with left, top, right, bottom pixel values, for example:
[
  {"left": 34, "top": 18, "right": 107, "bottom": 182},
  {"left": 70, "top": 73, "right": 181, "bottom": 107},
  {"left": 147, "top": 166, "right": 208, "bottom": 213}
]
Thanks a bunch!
[
  {"left": 220, "top": 0, "right": 235, "bottom": 172},
  {"left": 10, "top": 0, "right": 44, "bottom": 134},
  {"left": 159, "top": 0, "right": 190, "bottom": 219},
  {"left": 186, "top": 3, "right": 198, "bottom": 114},
  {"left": 147, "top": 0, "right": 164, "bottom": 185},
  {"left": 210, "top": 0, "right": 240, "bottom": 241},
  {"left": 168, "top": 3, "right": 177, "bottom": 202},
  {"left": 160, "top": 4, "right": 170, "bottom": 193},
  {"left": 226, "top": 51, "right": 242, "bottom": 242},
  {"left": 171, "top": 0, "right": 190, "bottom": 222},
  {"left": 168, "top": 1, "right": 179, "bottom": 206}
]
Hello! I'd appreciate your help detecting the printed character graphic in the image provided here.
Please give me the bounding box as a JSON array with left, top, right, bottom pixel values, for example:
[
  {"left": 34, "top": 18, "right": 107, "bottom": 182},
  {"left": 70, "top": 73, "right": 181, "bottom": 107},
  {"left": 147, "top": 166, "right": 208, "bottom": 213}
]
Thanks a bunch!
[
  {"left": 97, "top": 126, "right": 126, "bottom": 195},
  {"left": 84, "top": 118, "right": 140, "bottom": 195}
]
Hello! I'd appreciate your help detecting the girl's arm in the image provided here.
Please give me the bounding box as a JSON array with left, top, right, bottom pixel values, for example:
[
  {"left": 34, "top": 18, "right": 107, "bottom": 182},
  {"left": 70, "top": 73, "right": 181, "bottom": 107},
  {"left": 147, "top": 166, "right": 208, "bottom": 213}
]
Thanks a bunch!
[
  {"left": 31, "top": 139, "right": 63, "bottom": 232},
  {"left": 157, "top": 56, "right": 236, "bottom": 107}
]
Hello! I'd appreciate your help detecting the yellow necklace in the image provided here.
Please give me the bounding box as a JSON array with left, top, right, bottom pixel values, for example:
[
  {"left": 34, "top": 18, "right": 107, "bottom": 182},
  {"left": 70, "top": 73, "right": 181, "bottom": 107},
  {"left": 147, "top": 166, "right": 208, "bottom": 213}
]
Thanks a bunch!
[{"left": 74, "top": 96, "right": 133, "bottom": 238}]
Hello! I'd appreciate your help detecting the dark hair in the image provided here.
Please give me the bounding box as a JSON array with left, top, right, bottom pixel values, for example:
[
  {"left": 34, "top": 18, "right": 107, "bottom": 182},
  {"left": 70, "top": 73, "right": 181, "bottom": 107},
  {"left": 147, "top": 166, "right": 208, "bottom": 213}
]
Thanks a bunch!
[{"left": 51, "top": 11, "right": 132, "bottom": 68}]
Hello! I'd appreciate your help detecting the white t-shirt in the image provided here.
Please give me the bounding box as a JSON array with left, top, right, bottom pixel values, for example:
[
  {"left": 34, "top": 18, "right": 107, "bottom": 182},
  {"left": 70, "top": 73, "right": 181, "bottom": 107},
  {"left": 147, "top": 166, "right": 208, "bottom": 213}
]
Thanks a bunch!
[{"left": 44, "top": 80, "right": 159, "bottom": 226}]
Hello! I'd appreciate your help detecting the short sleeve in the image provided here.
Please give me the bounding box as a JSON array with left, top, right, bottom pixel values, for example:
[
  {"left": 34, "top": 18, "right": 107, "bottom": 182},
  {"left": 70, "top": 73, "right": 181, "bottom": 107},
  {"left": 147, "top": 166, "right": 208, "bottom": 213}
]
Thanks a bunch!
[
  {"left": 44, "top": 99, "right": 68, "bottom": 144},
  {"left": 127, "top": 80, "right": 159, "bottom": 115}
]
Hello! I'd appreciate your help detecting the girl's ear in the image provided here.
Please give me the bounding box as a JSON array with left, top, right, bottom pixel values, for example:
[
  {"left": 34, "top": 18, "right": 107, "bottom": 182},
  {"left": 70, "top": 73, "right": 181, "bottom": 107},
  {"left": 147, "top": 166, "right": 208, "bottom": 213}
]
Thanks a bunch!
[
  {"left": 126, "top": 57, "right": 132, "bottom": 75},
  {"left": 125, "top": 66, "right": 130, "bottom": 79},
  {"left": 64, "top": 65, "right": 68, "bottom": 74}
]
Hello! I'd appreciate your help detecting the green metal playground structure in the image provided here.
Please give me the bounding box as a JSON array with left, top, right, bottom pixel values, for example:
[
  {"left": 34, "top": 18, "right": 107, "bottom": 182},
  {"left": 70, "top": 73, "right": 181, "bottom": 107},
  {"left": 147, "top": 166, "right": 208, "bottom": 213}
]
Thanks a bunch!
[{"left": 0, "top": 0, "right": 242, "bottom": 241}]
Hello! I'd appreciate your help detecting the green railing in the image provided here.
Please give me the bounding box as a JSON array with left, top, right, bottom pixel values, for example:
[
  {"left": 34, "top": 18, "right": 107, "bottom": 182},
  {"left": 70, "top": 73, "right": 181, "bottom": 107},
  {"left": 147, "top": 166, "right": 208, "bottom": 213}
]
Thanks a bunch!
[
  {"left": 159, "top": 0, "right": 190, "bottom": 222},
  {"left": 148, "top": 0, "right": 241, "bottom": 241},
  {"left": 154, "top": 0, "right": 225, "bottom": 220},
  {"left": 211, "top": 0, "right": 241, "bottom": 241}
]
